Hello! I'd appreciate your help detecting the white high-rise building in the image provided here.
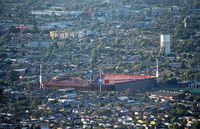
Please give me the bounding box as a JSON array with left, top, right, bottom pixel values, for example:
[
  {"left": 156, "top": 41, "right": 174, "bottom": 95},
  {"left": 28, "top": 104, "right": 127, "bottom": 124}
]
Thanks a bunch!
[{"left": 160, "top": 34, "right": 170, "bottom": 55}]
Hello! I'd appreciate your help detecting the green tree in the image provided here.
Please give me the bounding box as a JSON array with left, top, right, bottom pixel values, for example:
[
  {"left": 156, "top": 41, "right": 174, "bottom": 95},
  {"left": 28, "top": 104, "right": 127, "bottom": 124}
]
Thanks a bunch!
[
  {"left": 193, "top": 121, "right": 200, "bottom": 129},
  {"left": 7, "top": 71, "right": 19, "bottom": 85},
  {"left": 0, "top": 88, "right": 4, "bottom": 103},
  {"left": 172, "top": 123, "right": 179, "bottom": 129},
  {"left": 166, "top": 78, "right": 178, "bottom": 84}
]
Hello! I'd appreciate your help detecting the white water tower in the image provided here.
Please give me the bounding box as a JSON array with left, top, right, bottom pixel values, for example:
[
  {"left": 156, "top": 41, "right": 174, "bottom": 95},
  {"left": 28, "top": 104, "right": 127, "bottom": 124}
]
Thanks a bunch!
[{"left": 160, "top": 34, "right": 170, "bottom": 55}]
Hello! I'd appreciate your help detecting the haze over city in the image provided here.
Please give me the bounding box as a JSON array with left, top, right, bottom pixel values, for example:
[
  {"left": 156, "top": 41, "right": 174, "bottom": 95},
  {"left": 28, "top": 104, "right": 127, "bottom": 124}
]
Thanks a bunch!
[{"left": 0, "top": 0, "right": 200, "bottom": 129}]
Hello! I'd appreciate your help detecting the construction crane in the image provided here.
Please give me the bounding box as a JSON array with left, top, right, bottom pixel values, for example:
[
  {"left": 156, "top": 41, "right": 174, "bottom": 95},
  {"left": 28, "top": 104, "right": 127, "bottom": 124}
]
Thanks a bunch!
[{"left": 16, "top": 24, "right": 32, "bottom": 40}]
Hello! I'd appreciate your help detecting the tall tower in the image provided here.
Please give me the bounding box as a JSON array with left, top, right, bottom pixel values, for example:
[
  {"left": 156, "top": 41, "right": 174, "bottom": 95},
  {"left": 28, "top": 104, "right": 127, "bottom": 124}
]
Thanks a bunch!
[
  {"left": 99, "top": 69, "right": 103, "bottom": 92},
  {"left": 39, "top": 64, "right": 44, "bottom": 89},
  {"left": 160, "top": 34, "right": 170, "bottom": 55},
  {"left": 89, "top": 70, "right": 92, "bottom": 84},
  {"left": 156, "top": 58, "right": 159, "bottom": 78}
]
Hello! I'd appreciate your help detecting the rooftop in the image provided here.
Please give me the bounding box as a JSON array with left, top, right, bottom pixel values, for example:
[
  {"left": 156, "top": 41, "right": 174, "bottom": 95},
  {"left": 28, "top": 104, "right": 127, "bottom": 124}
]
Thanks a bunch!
[
  {"left": 44, "top": 75, "right": 90, "bottom": 88},
  {"left": 102, "top": 74, "right": 155, "bottom": 85}
]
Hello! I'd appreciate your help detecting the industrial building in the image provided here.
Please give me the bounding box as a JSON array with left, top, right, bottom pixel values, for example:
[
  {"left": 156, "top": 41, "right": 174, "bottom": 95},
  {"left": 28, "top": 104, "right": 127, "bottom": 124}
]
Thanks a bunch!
[
  {"left": 43, "top": 74, "right": 156, "bottom": 91},
  {"left": 160, "top": 34, "right": 171, "bottom": 55}
]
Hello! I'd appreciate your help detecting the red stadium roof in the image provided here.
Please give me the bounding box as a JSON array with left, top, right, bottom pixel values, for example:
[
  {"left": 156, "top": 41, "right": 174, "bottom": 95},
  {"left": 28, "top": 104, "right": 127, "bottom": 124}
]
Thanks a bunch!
[
  {"left": 43, "top": 74, "right": 155, "bottom": 90},
  {"left": 102, "top": 74, "right": 155, "bottom": 85}
]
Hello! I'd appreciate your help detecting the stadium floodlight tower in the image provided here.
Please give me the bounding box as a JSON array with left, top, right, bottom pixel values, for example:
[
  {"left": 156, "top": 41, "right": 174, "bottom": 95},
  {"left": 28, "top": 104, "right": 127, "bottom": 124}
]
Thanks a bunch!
[
  {"left": 39, "top": 64, "right": 44, "bottom": 89},
  {"left": 99, "top": 70, "right": 103, "bottom": 92},
  {"left": 156, "top": 58, "right": 159, "bottom": 78},
  {"left": 89, "top": 70, "right": 93, "bottom": 84}
]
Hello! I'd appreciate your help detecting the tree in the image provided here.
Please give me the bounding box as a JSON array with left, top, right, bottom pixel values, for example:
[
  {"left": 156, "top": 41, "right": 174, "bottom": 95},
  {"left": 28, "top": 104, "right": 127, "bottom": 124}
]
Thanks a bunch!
[
  {"left": 176, "top": 94, "right": 186, "bottom": 100},
  {"left": 176, "top": 108, "right": 186, "bottom": 116},
  {"left": 7, "top": 71, "right": 19, "bottom": 85},
  {"left": 166, "top": 78, "right": 178, "bottom": 84},
  {"left": 193, "top": 0, "right": 200, "bottom": 7},
  {"left": 0, "top": 53, "right": 8, "bottom": 60},
  {"left": 0, "top": 88, "right": 4, "bottom": 103},
  {"left": 193, "top": 121, "right": 200, "bottom": 129},
  {"left": 171, "top": 123, "right": 179, "bottom": 129}
]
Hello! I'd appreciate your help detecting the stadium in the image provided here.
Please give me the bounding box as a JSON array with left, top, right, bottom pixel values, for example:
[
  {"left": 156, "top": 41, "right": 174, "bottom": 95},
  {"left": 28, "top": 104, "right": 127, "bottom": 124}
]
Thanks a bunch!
[{"left": 43, "top": 74, "right": 156, "bottom": 91}]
